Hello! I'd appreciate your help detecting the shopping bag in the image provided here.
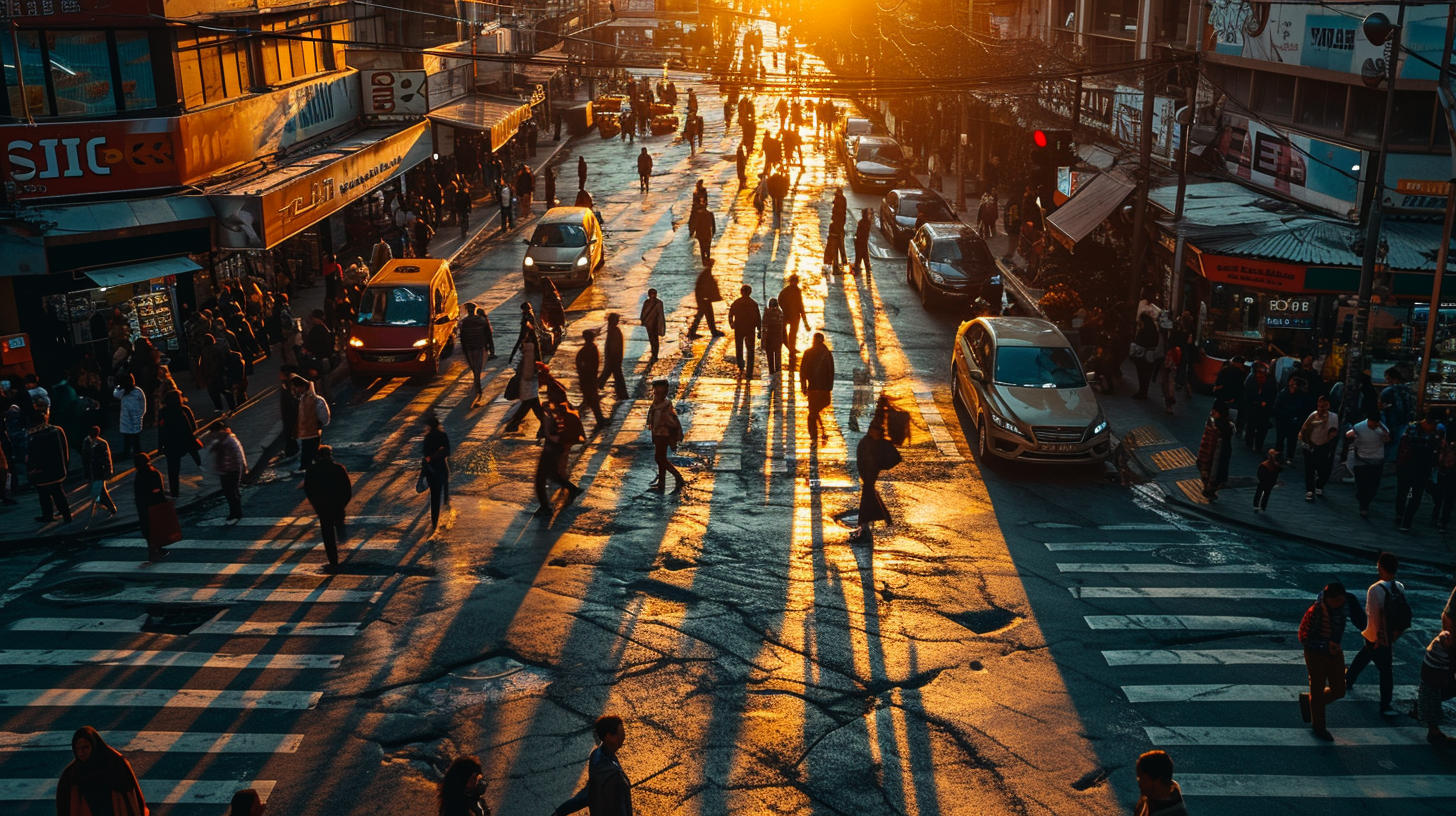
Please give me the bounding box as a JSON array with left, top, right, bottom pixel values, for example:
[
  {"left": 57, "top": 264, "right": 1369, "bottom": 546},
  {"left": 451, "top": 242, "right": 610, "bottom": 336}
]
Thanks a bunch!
[{"left": 147, "top": 502, "right": 183, "bottom": 548}]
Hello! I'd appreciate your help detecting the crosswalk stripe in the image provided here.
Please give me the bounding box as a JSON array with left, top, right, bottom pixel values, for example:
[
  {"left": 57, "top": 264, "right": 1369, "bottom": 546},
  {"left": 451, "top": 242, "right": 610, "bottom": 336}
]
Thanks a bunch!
[
  {"left": 43, "top": 587, "right": 382, "bottom": 604},
  {"left": 1144, "top": 726, "right": 1434, "bottom": 747},
  {"left": 0, "top": 778, "right": 275, "bottom": 804},
  {"left": 8, "top": 616, "right": 361, "bottom": 637},
  {"left": 1058, "top": 563, "right": 1363, "bottom": 574},
  {"left": 0, "top": 688, "right": 321, "bottom": 709},
  {"left": 1071, "top": 586, "right": 1315, "bottom": 599},
  {"left": 1104, "top": 650, "right": 1309, "bottom": 666},
  {"left": 1044, "top": 541, "right": 1229, "bottom": 551},
  {"left": 1086, "top": 615, "right": 1286, "bottom": 631},
  {"left": 0, "top": 650, "right": 342, "bottom": 670},
  {"left": 72, "top": 561, "right": 328, "bottom": 576},
  {"left": 1179, "top": 773, "right": 1456, "bottom": 798},
  {"left": 99, "top": 537, "right": 402, "bottom": 552},
  {"left": 196, "top": 515, "right": 407, "bottom": 527},
  {"left": 0, "top": 731, "right": 304, "bottom": 753},
  {"left": 1036, "top": 522, "right": 1184, "bottom": 530},
  {"left": 910, "top": 388, "right": 962, "bottom": 458},
  {"left": 1122, "top": 684, "right": 1417, "bottom": 703}
]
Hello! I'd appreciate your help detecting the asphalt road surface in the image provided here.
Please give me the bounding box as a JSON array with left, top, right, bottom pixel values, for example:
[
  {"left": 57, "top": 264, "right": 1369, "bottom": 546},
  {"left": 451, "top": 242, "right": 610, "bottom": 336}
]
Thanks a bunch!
[{"left": 2, "top": 44, "right": 1454, "bottom": 816}]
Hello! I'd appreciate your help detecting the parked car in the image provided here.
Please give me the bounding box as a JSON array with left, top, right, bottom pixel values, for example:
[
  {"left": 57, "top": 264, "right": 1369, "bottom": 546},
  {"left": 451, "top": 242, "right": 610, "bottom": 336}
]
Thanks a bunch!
[
  {"left": 879, "top": 188, "right": 956, "bottom": 250},
  {"left": 522, "top": 206, "right": 604, "bottom": 287},
  {"left": 950, "top": 317, "right": 1112, "bottom": 464},
  {"left": 905, "top": 222, "right": 1002, "bottom": 310},
  {"left": 845, "top": 135, "right": 907, "bottom": 193},
  {"left": 836, "top": 115, "right": 875, "bottom": 161}
]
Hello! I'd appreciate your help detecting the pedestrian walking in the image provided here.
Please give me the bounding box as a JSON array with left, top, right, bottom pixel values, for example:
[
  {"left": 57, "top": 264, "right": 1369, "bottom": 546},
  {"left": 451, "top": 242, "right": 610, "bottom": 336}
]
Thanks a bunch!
[
  {"left": 599, "top": 313, "right": 628, "bottom": 400},
  {"left": 27, "top": 409, "right": 70, "bottom": 525},
  {"left": 504, "top": 329, "right": 545, "bottom": 433},
  {"left": 544, "top": 165, "right": 556, "bottom": 208},
  {"left": 292, "top": 375, "right": 331, "bottom": 474},
  {"left": 1129, "top": 313, "right": 1160, "bottom": 400},
  {"left": 576, "top": 329, "right": 606, "bottom": 425},
  {"left": 762, "top": 297, "right": 785, "bottom": 382},
  {"left": 1346, "top": 551, "right": 1410, "bottom": 716},
  {"left": 515, "top": 163, "right": 534, "bottom": 214},
  {"left": 1299, "top": 395, "right": 1340, "bottom": 501},
  {"left": 1160, "top": 344, "right": 1181, "bottom": 413},
  {"left": 421, "top": 412, "right": 451, "bottom": 531},
  {"left": 1132, "top": 750, "right": 1188, "bottom": 816},
  {"left": 534, "top": 399, "right": 584, "bottom": 517},
  {"left": 1394, "top": 412, "right": 1443, "bottom": 531},
  {"left": 577, "top": 155, "right": 588, "bottom": 190},
  {"left": 1415, "top": 629, "right": 1456, "bottom": 744},
  {"left": 113, "top": 373, "right": 145, "bottom": 457},
  {"left": 158, "top": 390, "right": 202, "bottom": 497},
  {"left": 639, "top": 288, "right": 666, "bottom": 363},
  {"left": 800, "top": 332, "right": 835, "bottom": 445},
  {"left": 1196, "top": 403, "right": 1232, "bottom": 501},
  {"left": 551, "top": 715, "right": 634, "bottom": 816},
  {"left": 459, "top": 304, "right": 494, "bottom": 407},
  {"left": 56, "top": 726, "right": 147, "bottom": 816},
  {"left": 304, "top": 444, "right": 352, "bottom": 569},
  {"left": 207, "top": 420, "right": 247, "bottom": 524},
  {"left": 1241, "top": 362, "right": 1277, "bottom": 450},
  {"left": 453, "top": 184, "right": 472, "bottom": 241},
  {"left": 637, "top": 147, "right": 653, "bottom": 193},
  {"left": 852, "top": 208, "right": 872, "bottom": 273},
  {"left": 275, "top": 366, "right": 300, "bottom": 461},
  {"left": 541, "top": 279, "right": 566, "bottom": 352},
  {"left": 1346, "top": 413, "right": 1390, "bottom": 515},
  {"left": 1298, "top": 581, "right": 1365, "bottom": 740},
  {"left": 687, "top": 261, "right": 725, "bottom": 338},
  {"left": 1252, "top": 448, "right": 1282, "bottom": 513},
  {"left": 850, "top": 396, "right": 905, "bottom": 543},
  {"left": 322, "top": 252, "right": 343, "bottom": 301},
  {"left": 728, "top": 285, "right": 761, "bottom": 379},
  {"left": 498, "top": 183, "right": 515, "bottom": 232},
  {"left": 647, "top": 379, "right": 686, "bottom": 491},
  {"left": 439, "top": 755, "right": 489, "bottom": 816},
  {"left": 768, "top": 169, "right": 789, "bottom": 229},
  {"left": 82, "top": 426, "right": 117, "bottom": 524},
  {"left": 1274, "top": 378, "right": 1312, "bottom": 460},
  {"left": 736, "top": 144, "right": 747, "bottom": 185},
  {"left": 689, "top": 203, "right": 715, "bottom": 263},
  {"left": 413, "top": 217, "right": 436, "bottom": 259},
  {"left": 778, "top": 274, "right": 810, "bottom": 365}
]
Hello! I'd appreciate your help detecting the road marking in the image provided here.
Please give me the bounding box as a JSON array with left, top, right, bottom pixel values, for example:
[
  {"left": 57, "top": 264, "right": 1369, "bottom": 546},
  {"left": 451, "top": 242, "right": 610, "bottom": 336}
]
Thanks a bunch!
[
  {"left": 8, "top": 616, "right": 361, "bottom": 637},
  {"left": 1070, "top": 587, "right": 1454, "bottom": 600},
  {"left": 1056, "top": 563, "right": 1360, "bottom": 574},
  {"left": 911, "top": 388, "right": 962, "bottom": 458},
  {"left": 72, "top": 561, "right": 327, "bottom": 577},
  {"left": 196, "top": 515, "right": 407, "bottom": 527},
  {"left": 0, "top": 731, "right": 303, "bottom": 753},
  {"left": 1104, "top": 650, "right": 1309, "bottom": 666},
  {"left": 0, "top": 559, "right": 66, "bottom": 611},
  {"left": 1044, "top": 541, "right": 1231, "bottom": 551},
  {"left": 1144, "top": 726, "right": 1434, "bottom": 747},
  {"left": 1034, "top": 522, "right": 1184, "bottom": 530},
  {"left": 1179, "top": 774, "right": 1456, "bottom": 798},
  {"left": 0, "top": 649, "right": 342, "bottom": 670},
  {"left": 43, "top": 587, "right": 382, "bottom": 604},
  {"left": 0, "top": 688, "right": 321, "bottom": 709},
  {"left": 1086, "top": 615, "right": 1287, "bottom": 631},
  {"left": 0, "top": 778, "right": 275, "bottom": 804},
  {"left": 99, "top": 537, "right": 402, "bottom": 552},
  {"left": 1122, "top": 684, "right": 1417, "bottom": 703}
]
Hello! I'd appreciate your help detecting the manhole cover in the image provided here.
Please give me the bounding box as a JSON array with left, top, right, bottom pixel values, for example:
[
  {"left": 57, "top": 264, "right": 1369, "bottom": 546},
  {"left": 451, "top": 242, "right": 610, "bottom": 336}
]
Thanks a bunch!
[
  {"left": 143, "top": 605, "right": 228, "bottom": 635},
  {"left": 1157, "top": 545, "right": 1257, "bottom": 567},
  {"left": 44, "top": 578, "right": 125, "bottom": 602}
]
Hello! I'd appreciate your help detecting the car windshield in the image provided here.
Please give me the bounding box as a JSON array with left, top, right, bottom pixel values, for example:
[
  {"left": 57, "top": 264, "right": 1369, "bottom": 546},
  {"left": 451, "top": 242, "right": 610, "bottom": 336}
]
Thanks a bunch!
[
  {"left": 529, "top": 223, "right": 588, "bottom": 248},
  {"left": 931, "top": 237, "right": 996, "bottom": 270},
  {"left": 857, "top": 143, "right": 902, "bottom": 164},
  {"left": 357, "top": 286, "right": 429, "bottom": 327},
  {"left": 994, "top": 346, "right": 1087, "bottom": 388},
  {"left": 900, "top": 197, "right": 953, "bottom": 219}
]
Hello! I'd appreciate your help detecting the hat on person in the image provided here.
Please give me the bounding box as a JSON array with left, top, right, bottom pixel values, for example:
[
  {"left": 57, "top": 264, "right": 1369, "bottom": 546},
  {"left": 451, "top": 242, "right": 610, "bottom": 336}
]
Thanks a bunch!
[{"left": 290, "top": 375, "right": 310, "bottom": 388}]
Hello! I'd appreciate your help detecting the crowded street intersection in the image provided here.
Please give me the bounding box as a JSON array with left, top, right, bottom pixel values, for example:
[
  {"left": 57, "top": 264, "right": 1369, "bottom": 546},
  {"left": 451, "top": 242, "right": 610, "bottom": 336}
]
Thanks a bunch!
[{"left": 2, "top": 17, "right": 1456, "bottom": 816}]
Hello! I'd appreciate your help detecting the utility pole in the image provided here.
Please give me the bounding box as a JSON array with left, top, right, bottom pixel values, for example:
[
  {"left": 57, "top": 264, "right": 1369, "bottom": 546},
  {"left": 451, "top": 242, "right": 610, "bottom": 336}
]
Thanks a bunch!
[
  {"left": 1415, "top": 1, "right": 1456, "bottom": 414},
  {"left": 1126, "top": 57, "right": 1158, "bottom": 304},
  {"left": 957, "top": 94, "right": 967, "bottom": 210},
  {"left": 1344, "top": 2, "right": 1407, "bottom": 427}
]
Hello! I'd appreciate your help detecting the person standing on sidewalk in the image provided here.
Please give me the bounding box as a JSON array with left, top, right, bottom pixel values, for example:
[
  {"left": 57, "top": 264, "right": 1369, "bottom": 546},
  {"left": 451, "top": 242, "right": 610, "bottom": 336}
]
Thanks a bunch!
[
  {"left": 576, "top": 330, "right": 606, "bottom": 426},
  {"left": 728, "top": 285, "right": 761, "bottom": 380},
  {"left": 599, "top": 313, "right": 628, "bottom": 401},
  {"left": 534, "top": 399, "right": 584, "bottom": 518},
  {"left": 647, "top": 379, "right": 686, "bottom": 491},
  {"left": 421, "top": 412, "right": 450, "bottom": 531},
  {"left": 761, "top": 298, "right": 785, "bottom": 384},
  {"left": 800, "top": 333, "right": 835, "bottom": 445},
  {"left": 158, "top": 390, "right": 202, "bottom": 497},
  {"left": 1299, "top": 395, "right": 1340, "bottom": 501},
  {"left": 1252, "top": 448, "right": 1282, "bottom": 514},
  {"left": 82, "top": 426, "right": 117, "bottom": 523},
  {"left": 304, "top": 444, "right": 351, "bottom": 569},
  {"left": 1129, "top": 313, "right": 1160, "bottom": 400},
  {"left": 637, "top": 147, "right": 653, "bottom": 193},
  {"left": 1298, "top": 580, "right": 1366, "bottom": 741},
  {"left": 292, "top": 375, "right": 331, "bottom": 474},
  {"left": 687, "top": 261, "right": 725, "bottom": 338},
  {"left": 453, "top": 184, "right": 472, "bottom": 241},
  {"left": 639, "top": 289, "right": 666, "bottom": 364},
  {"left": 1132, "top": 750, "right": 1188, "bottom": 816},
  {"left": 577, "top": 155, "right": 588, "bottom": 190},
  {"left": 27, "top": 409, "right": 70, "bottom": 525},
  {"left": 1274, "top": 377, "right": 1313, "bottom": 462},
  {"left": 1196, "top": 403, "right": 1233, "bottom": 501},
  {"left": 688, "top": 203, "right": 716, "bottom": 264},
  {"left": 459, "top": 304, "right": 494, "bottom": 407},
  {"left": 1346, "top": 413, "right": 1391, "bottom": 516},
  {"left": 515, "top": 163, "right": 535, "bottom": 215},
  {"left": 1394, "top": 412, "right": 1444, "bottom": 532},
  {"left": 852, "top": 208, "right": 873, "bottom": 274},
  {"left": 497, "top": 183, "right": 515, "bottom": 233},
  {"left": 113, "top": 373, "right": 145, "bottom": 458},
  {"left": 1346, "top": 552, "right": 1410, "bottom": 717},
  {"left": 1242, "top": 361, "right": 1277, "bottom": 450},
  {"left": 208, "top": 420, "right": 246, "bottom": 524}
]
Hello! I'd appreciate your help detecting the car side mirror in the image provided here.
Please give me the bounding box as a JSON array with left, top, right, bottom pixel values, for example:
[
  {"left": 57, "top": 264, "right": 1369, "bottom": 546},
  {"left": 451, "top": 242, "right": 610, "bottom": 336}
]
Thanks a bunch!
[
  {"left": 435, "top": 315, "right": 452, "bottom": 325},
  {"left": 968, "top": 369, "right": 985, "bottom": 383}
]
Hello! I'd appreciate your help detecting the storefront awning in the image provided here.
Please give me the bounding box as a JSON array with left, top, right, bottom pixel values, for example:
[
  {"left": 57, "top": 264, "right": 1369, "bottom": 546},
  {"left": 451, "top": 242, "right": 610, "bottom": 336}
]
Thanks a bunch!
[
  {"left": 427, "top": 95, "right": 533, "bottom": 153},
  {"left": 207, "top": 122, "right": 431, "bottom": 250},
  {"left": 84, "top": 256, "right": 202, "bottom": 289},
  {"left": 20, "top": 197, "right": 215, "bottom": 247},
  {"left": 1046, "top": 171, "right": 1135, "bottom": 248}
]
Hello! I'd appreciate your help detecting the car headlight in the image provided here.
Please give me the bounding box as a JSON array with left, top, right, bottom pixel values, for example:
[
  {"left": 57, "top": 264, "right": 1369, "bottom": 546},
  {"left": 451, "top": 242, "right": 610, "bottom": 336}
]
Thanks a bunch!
[
  {"left": 348, "top": 336, "right": 363, "bottom": 347},
  {"left": 1091, "top": 416, "right": 1108, "bottom": 436},
  {"left": 523, "top": 256, "right": 535, "bottom": 267},
  {"left": 930, "top": 272, "right": 946, "bottom": 285},
  {"left": 989, "top": 275, "right": 1002, "bottom": 286},
  {"left": 413, "top": 338, "right": 430, "bottom": 348},
  {"left": 990, "top": 411, "right": 1029, "bottom": 439},
  {"left": 576, "top": 255, "right": 589, "bottom": 267}
]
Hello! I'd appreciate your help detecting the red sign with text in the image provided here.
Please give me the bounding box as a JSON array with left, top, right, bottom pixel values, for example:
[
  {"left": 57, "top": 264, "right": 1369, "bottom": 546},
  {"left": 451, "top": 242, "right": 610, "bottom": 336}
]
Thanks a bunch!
[{"left": 1200, "top": 254, "right": 1308, "bottom": 293}]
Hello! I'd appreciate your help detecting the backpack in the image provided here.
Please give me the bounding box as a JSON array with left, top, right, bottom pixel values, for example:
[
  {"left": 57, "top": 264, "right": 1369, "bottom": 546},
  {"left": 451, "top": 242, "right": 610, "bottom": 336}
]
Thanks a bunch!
[{"left": 1382, "top": 582, "right": 1412, "bottom": 639}]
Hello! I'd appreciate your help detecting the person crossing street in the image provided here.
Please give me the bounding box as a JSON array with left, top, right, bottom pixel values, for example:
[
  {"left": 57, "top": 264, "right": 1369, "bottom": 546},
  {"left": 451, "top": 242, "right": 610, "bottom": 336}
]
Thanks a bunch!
[
  {"left": 728, "top": 285, "right": 761, "bottom": 380},
  {"left": 598, "top": 313, "right": 629, "bottom": 401},
  {"left": 637, "top": 148, "right": 653, "bottom": 193},
  {"left": 576, "top": 329, "right": 606, "bottom": 425},
  {"left": 304, "top": 444, "right": 352, "bottom": 569}
]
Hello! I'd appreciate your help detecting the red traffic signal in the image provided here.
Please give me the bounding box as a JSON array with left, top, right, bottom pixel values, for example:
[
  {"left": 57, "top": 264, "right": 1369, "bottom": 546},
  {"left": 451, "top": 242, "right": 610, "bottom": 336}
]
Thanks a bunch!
[{"left": 1033, "top": 130, "right": 1049, "bottom": 148}]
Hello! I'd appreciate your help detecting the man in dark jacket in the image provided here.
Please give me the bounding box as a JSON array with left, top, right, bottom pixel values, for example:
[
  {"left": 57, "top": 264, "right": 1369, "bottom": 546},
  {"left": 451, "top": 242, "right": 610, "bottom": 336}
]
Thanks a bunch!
[
  {"left": 515, "top": 164, "right": 535, "bottom": 214},
  {"left": 598, "top": 313, "right": 628, "bottom": 401},
  {"left": 277, "top": 365, "right": 300, "bottom": 459},
  {"left": 768, "top": 169, "right": 789, "bottom": 228},
  {"left": 800, "top": 332, "right": 835, "bottom": 444},
  {"left": 27, "top": 410, "right": 71, "bottom": 525},
  {"left": 576, "top": 329, "right": 606, "bottom": 425},
  {"left": 728, "top": 285, "right": 761, "bottom": 379},
  {"left": 1212, "top": 356, "right": 1247, "bottom": 423},
  {"left": 688, "top": 204, "right": 715, "bottom": 263},
  {"left": 459, "top": 303, "right": 494, "bottom": 406},
  {"left": 687, "top": 260, "right": 725, "bottom": 338},
  {"left": 777, "top": 274, "right": 810, "bottom": 364},
  {"left": 1273, "top": 377, "right": 1314, "bottom": 462},
  {"left": 577, "top": 155, "right": 588, "bottom": 190},
  {"left": 303, "top": 444, "right": 352, "bottom": 568},
  {"left": 552, "top": 715, "right": 633, "bottom": 816},
  {"left": 637, "top": 148, "right": 653, "bottom": 193}
]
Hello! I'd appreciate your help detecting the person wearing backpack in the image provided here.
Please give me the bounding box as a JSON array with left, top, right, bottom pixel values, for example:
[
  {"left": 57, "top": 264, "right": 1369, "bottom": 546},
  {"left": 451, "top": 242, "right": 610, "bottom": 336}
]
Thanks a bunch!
[
  {"left": 1298, "top": 581, "right": 1368, "bottom": 740},
  {"left": 1346, "top": 551, "right": 1410, "bottom": 716}
]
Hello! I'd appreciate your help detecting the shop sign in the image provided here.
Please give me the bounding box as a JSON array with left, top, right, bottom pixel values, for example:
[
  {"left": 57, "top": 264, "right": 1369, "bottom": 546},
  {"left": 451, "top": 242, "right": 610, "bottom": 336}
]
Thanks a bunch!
[
  {"left": 213, "top": 122, "right": 428, "bottom": 250},
  {"left": 1386, "top": 152, "right": 1456, "bottom": 215},
  {"left": 3, "top": 120, "right": 180, "bottom": 199},
  {"left": 1202, "top": 254, "right": 1308, "bottom": 292},
  {"left": 1266, "top": 296, "right": 1316, "bottom": 329},
  {"left": 362, "top": 70, "right": 428, "bottom": 117},
  {"left": 1211, "top": 3, "right": 1446, "bottom": 81},
  {"left": 1217, "top": 114, "right": 1361, "bottom": 217}
]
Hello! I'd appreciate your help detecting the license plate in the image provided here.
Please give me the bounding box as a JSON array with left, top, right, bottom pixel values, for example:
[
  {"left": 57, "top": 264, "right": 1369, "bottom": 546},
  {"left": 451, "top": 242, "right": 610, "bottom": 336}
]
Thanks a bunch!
[
  {"left": 1045, "top": 444, "right": 1080, "bottom": 453},
  {"left": 374, "top": 354, "right": 410, "bottom": 363}
]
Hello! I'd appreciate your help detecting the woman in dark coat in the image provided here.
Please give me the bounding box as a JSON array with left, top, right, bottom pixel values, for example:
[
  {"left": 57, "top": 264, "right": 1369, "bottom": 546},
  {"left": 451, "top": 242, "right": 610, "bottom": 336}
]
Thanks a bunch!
[
  {"left": 422, "top": 412, "right": 451, "bottom": 531},
  {"left": 157, "top": 390, "right": 201, "bottom": 497},
  {"left": 438, "top": 755, "right": 489, "bottom": 816},
  {"left": 850, "top": 397, "right": 904, "bottom": 543},
  {"left": 1197, "top": 403, "right": 1234, "bottom": 501},
  {"left": 56, "top": 726, "right": 147, "bottom": 816},
  {"left": 132, "top": 452, "right": 170, "bottom": 563},
  {"left": 304, "top": 444, "right": 352, "bottom": 568}
]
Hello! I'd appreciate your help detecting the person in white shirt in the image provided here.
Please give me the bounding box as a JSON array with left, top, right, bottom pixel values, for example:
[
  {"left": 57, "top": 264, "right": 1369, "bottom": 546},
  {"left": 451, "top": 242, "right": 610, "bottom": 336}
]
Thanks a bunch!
[
  {"left": 1346, "top": 551, "right": 1405, "bottom": 715},
  {"left": 1346, "top": 414, "right": 1390, "bottom": 514}
]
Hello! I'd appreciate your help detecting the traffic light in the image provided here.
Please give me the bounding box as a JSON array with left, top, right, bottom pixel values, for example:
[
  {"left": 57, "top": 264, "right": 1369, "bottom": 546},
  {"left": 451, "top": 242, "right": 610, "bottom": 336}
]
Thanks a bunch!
[{"left": 1030, "top": 129, "right": 1075, "bottom": 168}]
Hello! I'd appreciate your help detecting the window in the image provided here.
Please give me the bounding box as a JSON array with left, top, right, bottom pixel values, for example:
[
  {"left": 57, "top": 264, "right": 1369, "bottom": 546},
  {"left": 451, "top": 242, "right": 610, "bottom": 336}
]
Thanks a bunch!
[
  {"left": 175, "top": 31, "right": 252, "bottom": 110},
  {"left": 48, "top": 30, "right": 116, "bottom": 116},
  {"left": 259, "top": 13, "right": 333, "bottom": 87},
  {"left": 2, "top": 30, "right": 52, "bottom": 117},
  {"left": 1091, "top": 0, "right": 1140, "bottom": 38},
  {"left": 2, "top": 29, "right": 163, "bottom": 119},
  {"left": 1389, "top": 91, "right": 1435, "bottom": 146},
  {"left": 529, "top": 223, "right": 588, "bottom": 247},
  {"left": 115, "top": 31, "right": 155, "bottom": 111},
  {"left": 1295, "top": 79, "right": 1346, "bottom": 133},
  {"left": 1251, "top": 72, "right": 1296, "bottom": 120},
  {"left": 993, "top": 347, "right": 1088, "bottom": 389},
  {"left": 358, "top": 287, "right": 429, "bottom": 327}
]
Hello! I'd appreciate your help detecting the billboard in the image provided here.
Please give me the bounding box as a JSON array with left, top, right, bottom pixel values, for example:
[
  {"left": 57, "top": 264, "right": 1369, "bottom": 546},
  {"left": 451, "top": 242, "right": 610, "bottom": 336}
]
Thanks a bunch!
[
  {"left": 1214, "top": 115, "right": 1361, "bottom": 216},
  {"left": 1208, "top": 1, "right": 1448, "bottom": 80},
  {"left": 362, "top": 70, "right": 428, "bottom": 117}
]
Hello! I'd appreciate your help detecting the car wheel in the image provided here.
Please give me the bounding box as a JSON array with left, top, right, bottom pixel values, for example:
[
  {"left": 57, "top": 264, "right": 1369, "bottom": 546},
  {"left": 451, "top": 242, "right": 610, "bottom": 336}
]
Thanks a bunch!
[
  {"left": 976, "top": 416, "right": 991, "bottom": 462},
  {"left": 906, "top": 259, "right": 914, "bottom": 285},
  {"left": 951, "top": 372, "right": 965, "bottom": 412},
  {"left": 920, "top": 278, "right": 931, "bottom": 309}
]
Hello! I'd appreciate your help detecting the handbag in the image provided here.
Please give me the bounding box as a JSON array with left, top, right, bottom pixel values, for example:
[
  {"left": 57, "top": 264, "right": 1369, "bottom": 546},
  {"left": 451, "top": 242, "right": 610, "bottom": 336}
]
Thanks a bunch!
[
  {"left": 147, "top": 501, "right": 183, "bottom": 548},
  {"left": 415, "top": 472, "right": 428, "bottom": 494},
  {"left": 504, "top": 371, "right": 521, "bottom": 401}
]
